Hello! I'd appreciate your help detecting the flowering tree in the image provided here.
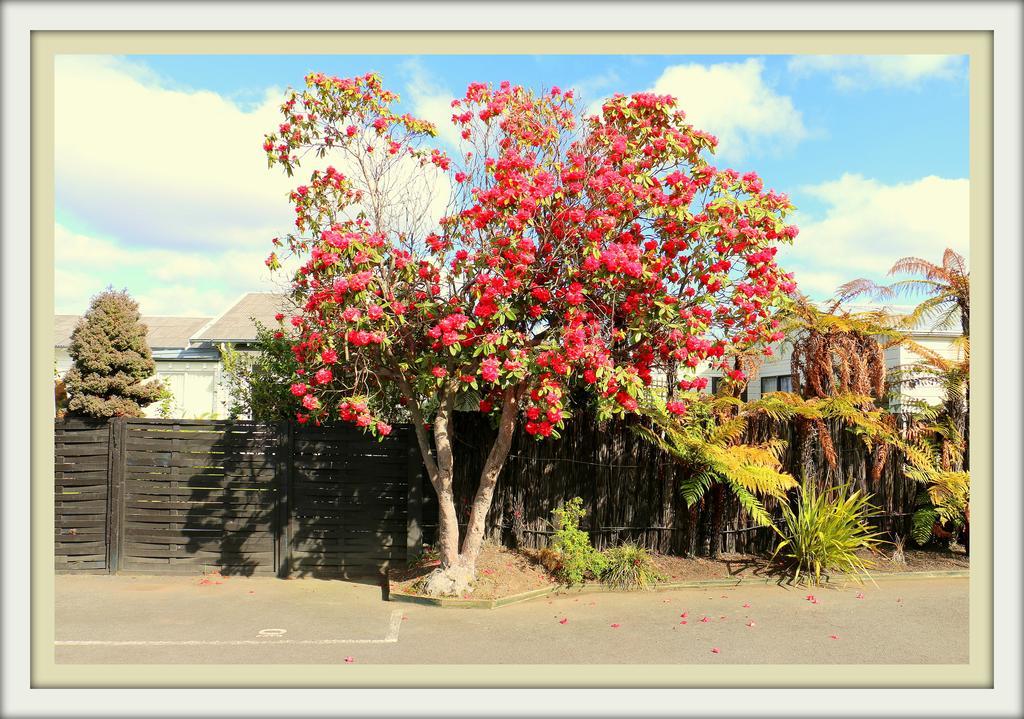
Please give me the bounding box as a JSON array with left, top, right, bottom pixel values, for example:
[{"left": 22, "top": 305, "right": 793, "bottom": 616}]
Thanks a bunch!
[{"left": 262, "top": 72, "right": 799, "bottom": 595}]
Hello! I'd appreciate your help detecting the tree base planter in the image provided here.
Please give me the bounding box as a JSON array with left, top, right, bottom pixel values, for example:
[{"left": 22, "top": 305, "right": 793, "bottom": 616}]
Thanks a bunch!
[
  {"left": 421, "top": 564, "right": 478, "bottom": 597},
  {"left": 389, "top": 569, "right": 968, "bottom": 609}
]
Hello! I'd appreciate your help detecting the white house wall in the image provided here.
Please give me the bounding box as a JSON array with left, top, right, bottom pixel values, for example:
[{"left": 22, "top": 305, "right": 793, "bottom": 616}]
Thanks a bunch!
[
  {"left": 891, "top": 333, "right": 963, "bottom": 410},
  {"left": 56, "top": 349, "right": 224, "bottom": 420},
  {"left": 145, "top": 361, "right": 222, "bottom": 419}
]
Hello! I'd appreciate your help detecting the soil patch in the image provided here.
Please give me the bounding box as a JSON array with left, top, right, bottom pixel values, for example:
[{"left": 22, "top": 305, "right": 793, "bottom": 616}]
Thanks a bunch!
[
  {"left": 389, "top": 543, "right": 968, "bottom": 600},
  {"left": 389, "top": 542, "right": 556, "bottom": 600},
  {"left": 862, "top": 544, "right": 969, "bottom": 573}
]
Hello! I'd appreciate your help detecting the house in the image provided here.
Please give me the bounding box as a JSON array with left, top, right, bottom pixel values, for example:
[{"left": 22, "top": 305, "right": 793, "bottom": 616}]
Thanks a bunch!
[
  {"left": 55, "top": 314, "right": 219, "bottom": 418},
  {"left": 675, "top": 305, "right": 964, "bottom": 411},
  {"left": 55, "top": 292, "right": 293, "bottom": 419},
  {"left": 57, "top": 293, "right": 963, "bottom": 419}
]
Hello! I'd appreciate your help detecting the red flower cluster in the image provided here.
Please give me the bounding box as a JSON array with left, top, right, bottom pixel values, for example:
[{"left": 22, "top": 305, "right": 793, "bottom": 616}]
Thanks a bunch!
[{"left": 262, "top": 73, "right": 799, "bottom": 436}]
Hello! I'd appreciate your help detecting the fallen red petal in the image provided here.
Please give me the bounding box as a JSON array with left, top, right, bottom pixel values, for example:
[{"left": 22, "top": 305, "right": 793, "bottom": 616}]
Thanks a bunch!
[
  {"left": 559, "top": 617, "right": 568, "bottom": 624},
  {"left": 344, "top": 656, "right": 355, "bottom": 663},
  {"left": 742, "top": 602, "right": 751, "bottom": 608},
  {"left": 610, "top": 623, "right": 620, "bottom": 628},
  {"left": 680, "top": 620, "right": 688, "bottom": 625},
  {"left": 700, "top": 616, "right": 711, "bottom": 623},
  {"left": 829, "top": 634, "right": 839, "bottom": 640},
  {"left": 711, "top": 647, "right": 720, "bottom": 654}
]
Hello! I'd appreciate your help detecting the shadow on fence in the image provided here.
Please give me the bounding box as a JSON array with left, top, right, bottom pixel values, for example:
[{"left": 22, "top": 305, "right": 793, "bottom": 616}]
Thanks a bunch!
[{"left": 55, "top": 418, "right": 416, "bottom": 593}]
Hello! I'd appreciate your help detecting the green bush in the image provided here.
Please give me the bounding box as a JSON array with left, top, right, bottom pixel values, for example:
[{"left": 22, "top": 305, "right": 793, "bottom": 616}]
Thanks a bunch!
[
  {"left": 219, "top": 324, "right": 303, "bottom": 422},
  {"left": 64, "top": 289, "right": 163, "bottom": 418},
  {"left": 549, "top": 498, "right": 606, "bottom": 586},
  {"left": 600, "top": 543, "right": 663, "bottom": 591},
  {"left": 771, "top": 479, "right": 885, "bottom": 585}
]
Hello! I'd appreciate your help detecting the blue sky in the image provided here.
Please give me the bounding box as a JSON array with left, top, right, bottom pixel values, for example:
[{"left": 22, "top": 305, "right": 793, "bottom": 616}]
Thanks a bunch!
[{"left": 54, "top": 53, "right": 970, "bottom": 317}]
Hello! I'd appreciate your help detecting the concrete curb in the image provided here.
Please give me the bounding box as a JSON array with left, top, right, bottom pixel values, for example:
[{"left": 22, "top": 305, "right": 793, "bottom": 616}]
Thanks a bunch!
[{"left": 389, "top": 569, "right": 969, "bottom": 609}]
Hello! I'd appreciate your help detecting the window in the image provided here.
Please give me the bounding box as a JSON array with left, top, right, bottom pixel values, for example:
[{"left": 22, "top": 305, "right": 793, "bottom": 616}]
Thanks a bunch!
[{"left": 760, "top": 374, "right": 793, "bottom": 395}]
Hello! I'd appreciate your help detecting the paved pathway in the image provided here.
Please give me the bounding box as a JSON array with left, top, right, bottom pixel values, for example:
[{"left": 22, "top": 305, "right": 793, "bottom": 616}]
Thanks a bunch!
[{"left": 54, "top": 573, "right": 968, "bottom": 665}]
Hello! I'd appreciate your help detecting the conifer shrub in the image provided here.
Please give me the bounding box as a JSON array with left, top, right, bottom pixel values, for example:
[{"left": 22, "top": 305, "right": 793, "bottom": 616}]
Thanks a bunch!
[{"left": 64, "top": 289, "right": 163, "bottom": 418}]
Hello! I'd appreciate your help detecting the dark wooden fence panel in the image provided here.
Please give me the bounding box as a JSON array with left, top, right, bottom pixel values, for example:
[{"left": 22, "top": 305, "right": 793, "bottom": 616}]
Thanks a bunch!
[
  {"left": 119, "top": 419, "right": 280, "bottom": 576},
  {"left": 54, "top": 419, "right": 112, "bottom": 572},
  {"left": 56, "top": 408, "right": 919, "bottom": 576},
  {"left": 429, "top": 410, "right": 919, "bottom": 557},
  {"left": 287, "top": 424, "right": 411, "bottom": 578}
]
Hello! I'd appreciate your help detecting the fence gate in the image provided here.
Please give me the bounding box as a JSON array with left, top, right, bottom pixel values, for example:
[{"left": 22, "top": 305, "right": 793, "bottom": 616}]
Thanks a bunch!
[{"left": 54, "top": 418, "right": 419, "bottom": 579}]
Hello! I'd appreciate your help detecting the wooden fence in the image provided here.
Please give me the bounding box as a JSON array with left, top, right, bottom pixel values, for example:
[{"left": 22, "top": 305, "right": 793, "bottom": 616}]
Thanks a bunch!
[
  {"left": 55, "top": 417, "right": 421, "bottom": 577},
  {"left": 57, "top": 410, "right": 921, "bottom": 576},
  {"left": 424, "top": 411, "right": 919, "bottom": 556}
]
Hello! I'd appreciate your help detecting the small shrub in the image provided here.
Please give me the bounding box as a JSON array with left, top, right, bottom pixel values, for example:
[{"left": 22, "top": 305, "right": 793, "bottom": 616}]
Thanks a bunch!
[
  {"left": 771, "top": 480, "right": 885, "bottom": 585},
  {"left": 549, "top": 498, "right": 606, "bottom": 586},
  {"left": 408, "top": 545, "right": 440, "bottom": 568},
  {"left": 600, "top": 543, "right": 663, "bottom": 591}
]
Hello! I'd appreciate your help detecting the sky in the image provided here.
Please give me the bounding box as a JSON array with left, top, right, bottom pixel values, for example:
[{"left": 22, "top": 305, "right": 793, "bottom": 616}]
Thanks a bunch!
[{"left": 53, "top": 53, "right": 969, "bottom": 317}]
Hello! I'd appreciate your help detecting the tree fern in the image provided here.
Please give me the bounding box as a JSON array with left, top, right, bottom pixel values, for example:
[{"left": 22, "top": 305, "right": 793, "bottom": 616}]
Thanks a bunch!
[{"left": 635, "top": 396, "right": 797, "bottom": 534}]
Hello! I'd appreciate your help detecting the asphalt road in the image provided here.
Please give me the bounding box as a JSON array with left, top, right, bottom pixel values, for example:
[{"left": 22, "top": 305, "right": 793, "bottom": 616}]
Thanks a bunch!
[{"left": 54, "top": 573, "right": 969, "bottom": 665}]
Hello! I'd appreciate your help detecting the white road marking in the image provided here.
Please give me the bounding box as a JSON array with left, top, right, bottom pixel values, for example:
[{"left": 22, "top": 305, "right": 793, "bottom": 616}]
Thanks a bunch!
[{"left": 56, "top": 610, "right": 403, "bottom": 646}]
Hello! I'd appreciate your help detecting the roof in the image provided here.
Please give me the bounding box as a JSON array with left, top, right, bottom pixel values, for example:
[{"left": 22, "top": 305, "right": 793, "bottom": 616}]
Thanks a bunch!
[
  {"left": 190, "top": 292, "right": 293, "bottom": 344},
  {"left": 55, "top": 314, "right": 212, "bottom": 350}
]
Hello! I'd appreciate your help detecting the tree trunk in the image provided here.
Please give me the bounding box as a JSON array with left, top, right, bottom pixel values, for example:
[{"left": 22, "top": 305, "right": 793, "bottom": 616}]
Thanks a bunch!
[
  {"left": 430, "top": 393, "right": 459, "bottom": 568},
  {"left": 420, "top": 387, "right": 520, "bottom": 596},
  {"left": 458, "top": 389, "right": 519, "bottom": 565}
]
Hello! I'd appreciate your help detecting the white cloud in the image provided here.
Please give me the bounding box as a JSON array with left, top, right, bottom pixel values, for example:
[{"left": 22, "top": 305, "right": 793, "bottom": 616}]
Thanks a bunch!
[
  {"left": 398, "top": 58, "right": 466, "bottom": 149},
  {"left": 53, "top": 222, "right": 293, "bottom": 317},
  {"left": 787, "top": 55, "right": 964, "bottom": 90},
  {"left": 647, "top": 59, "right": 807, "bottom": 162},
  {"left": 54, "top": 56, "right": 451, "bottom": 317},
  {"left": 573, "top": 68, "right": 622, "bottom": 112},
  {"left": 779, "top": 174, "right": 969, "bottom": 298},
  {"left": 55, "top": 55, "right": 297, "bottom": 254}
]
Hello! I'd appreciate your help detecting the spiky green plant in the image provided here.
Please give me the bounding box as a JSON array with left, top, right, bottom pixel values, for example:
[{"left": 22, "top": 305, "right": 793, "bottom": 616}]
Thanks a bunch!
[
  {"left": 600, "top": 543, "right": 663, "bottom": 591},
  {"left": 771, "top": 479, "right": 886, "bottom": 585}
]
